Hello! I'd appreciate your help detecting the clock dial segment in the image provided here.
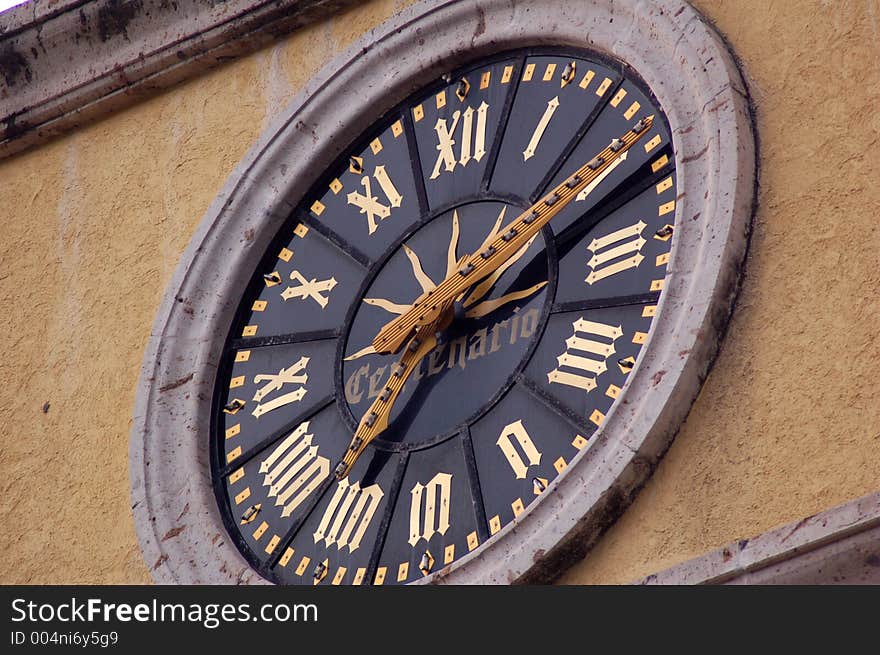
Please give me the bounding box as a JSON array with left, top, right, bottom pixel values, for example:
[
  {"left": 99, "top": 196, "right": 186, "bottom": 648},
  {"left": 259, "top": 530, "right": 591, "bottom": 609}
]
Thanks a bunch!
[
  {"left": 539, "top": 75, "right": 674, "bottom": 237},
  {"left": 375, "top": 436, "right": 482, "bottom": 583},
  {"left": 306, "top": 117, "right": 423, "bottom": 261},
  {"left": 491, "top": 56, "right": 621, "bottom": 200},
  {"left": 212, "top": 47, "right": 676, "bottom": 585},
  {"left": 469, "top": 384, "right": 589, "bottom": 537},
  {"left": 524, "top": 304, "right": 657, "bottom": 431},
  {"left": 554, "top": 170, "right": 676, "bottom": 304},
  {"left": 411, "top": 58, "right": 519, "bottom": 211},
  {"left": 220, "top": 339, "right": 337, "bottom": 464},
  {"left": 221, "top": 403, "right": 355, "bottom": 572},
  {"left": 232, "top": 223, "right": 366, "bottom": 340}
]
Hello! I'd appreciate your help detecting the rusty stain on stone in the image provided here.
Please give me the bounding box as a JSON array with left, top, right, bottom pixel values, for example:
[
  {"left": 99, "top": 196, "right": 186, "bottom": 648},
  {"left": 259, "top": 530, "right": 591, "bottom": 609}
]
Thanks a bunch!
[
  {"left": 161, "top": 526, "right": 185, "bottom": 541},
  {"left": 158, "top": 372, "right": 194, "bottom": 392}
]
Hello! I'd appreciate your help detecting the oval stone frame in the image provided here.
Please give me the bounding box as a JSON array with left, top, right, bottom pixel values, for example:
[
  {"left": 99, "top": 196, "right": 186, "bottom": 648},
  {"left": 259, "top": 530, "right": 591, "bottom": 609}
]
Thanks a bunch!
[{"left": 130, "top": 0, "right": 755, "bottom": 584}]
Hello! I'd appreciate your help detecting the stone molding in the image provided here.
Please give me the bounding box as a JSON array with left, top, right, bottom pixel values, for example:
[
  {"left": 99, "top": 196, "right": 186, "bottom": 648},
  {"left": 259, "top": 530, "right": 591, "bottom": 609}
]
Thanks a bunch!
[
  {"left": 0, "top": 0, "right": 359, "bottom": 159},
  {"left": 637, "top": 491, "right": 880, "bottom": 585}
]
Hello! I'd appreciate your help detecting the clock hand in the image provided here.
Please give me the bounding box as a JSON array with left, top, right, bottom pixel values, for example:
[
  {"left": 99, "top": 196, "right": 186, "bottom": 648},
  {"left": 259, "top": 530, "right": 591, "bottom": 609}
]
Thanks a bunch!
[
  {"left": 335, "top": 305, "right": 452, "bottom": 479},
  {"left": 372, "top": 115, "right": 656, "bottom": 355}
]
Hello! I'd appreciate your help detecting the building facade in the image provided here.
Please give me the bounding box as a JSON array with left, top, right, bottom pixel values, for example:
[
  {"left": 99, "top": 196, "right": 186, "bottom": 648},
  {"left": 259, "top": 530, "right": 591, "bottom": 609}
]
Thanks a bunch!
[{"left": 1, "top": 0, "right": 878, "bottom": 584}]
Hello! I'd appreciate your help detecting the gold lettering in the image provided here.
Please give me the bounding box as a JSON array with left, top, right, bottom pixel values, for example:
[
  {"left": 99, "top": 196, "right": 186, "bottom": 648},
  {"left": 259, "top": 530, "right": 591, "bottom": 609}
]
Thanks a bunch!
[
  {"left": 467, "top": 328, "right": 488, "bottom": 360},
  {"left": 446, "top": 336, "right": 467, "bottom": 370}
]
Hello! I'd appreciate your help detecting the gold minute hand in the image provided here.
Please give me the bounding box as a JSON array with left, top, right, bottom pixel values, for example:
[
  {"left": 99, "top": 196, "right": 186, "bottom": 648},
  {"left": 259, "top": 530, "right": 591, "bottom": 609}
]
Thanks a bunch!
[
  {"left": 372, "top": 115, "right": 656, "bottom": 356},
  {"left": 335, "top": 307, "right": 451, "bottom": 479}
]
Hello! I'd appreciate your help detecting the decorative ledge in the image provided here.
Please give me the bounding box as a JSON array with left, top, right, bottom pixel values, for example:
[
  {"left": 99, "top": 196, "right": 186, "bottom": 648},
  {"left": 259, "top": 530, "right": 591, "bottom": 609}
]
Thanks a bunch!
[
  {"left": 0, "top": 0, "right": 359, "bottom": 159},
  {"left": 637, "top": 491, "right": 880, "bottom": 584}
]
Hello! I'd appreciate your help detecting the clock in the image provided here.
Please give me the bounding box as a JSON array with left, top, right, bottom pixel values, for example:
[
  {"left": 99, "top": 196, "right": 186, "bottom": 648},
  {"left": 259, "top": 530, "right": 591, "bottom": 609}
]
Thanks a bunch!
[{"left": 130, "top": 0, "right": 755, "bottom": 585}]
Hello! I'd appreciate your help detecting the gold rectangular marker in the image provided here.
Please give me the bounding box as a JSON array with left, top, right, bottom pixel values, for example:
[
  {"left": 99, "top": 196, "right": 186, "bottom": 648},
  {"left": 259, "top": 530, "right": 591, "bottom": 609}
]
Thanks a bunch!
[
  {"left": 251, "top": 300, "right": 267, "bottom": 312},
  {"left": 644, "top": 134, "right": 662, "bottom": 153},
  {"left": 610, "top": 88, "right": 627, "bottom": 107},
  {"left": 642, "top": 305, "right": 657, "bottom": 318},
  {"left": 590, "top": 409, "right": 605, "bottom": 427},
  {"left": 413, "top": 104, "right": 424, "bottom": 122},
  {"left": 579, "top": 70, "right": 595, "bottom": 89},
  {"left": 370, "top": 137, "right": 383, "bottom": 155},
  {"left": 436, "top": 91, "right": 446, "bottom": 109},
  {"left": 651, "top": 154, "right": 669, "bottom": 173},
  {"left": 391, "top": 120, "right": 403, "bottom": 138},
  {"left": 242, "top": 325, "right": 257, "bottom": 337},
  {"left": 572, "top": 435, "right": 589, "bottom": 450},
  {"left": 228, "top": 467, "right": 245, "bottom": 484},
  {"left": 522, "top": 63, "right": 536, "bottom": 82},
  {"left": 659, "top": 200, "right": 675, "bottom": 216},
  {"left": 265, "top": 535, "right": 280, "bottom": 554},
  {"left": 656, "top": 177, "right": 673, "bottom": 194},
  {"left": 279, "top": 247, "right": 294, "bottom": 262},
  {"left": 656, "top": 252, "right": 670, "bottom": 266},
  {"left": 229, "top": 375, "right": 245, "bottom": 389},
  {"left": 310, "top": 200, "right": 325, "bottom": 216},
  {"left": 296, "top": 556, "right": 311, "bottom": 576},
  {"left": 543, "top": 63, "right": 557, "bottom": 81},
  {"left": 279, "top": 547, "right": 295, "bottom": 567},
  {"left": 554, "top": 457, "right": 567, "bottom": 473},
  {"left": 624, "top": 101, "right": 641, "bottom": 120},
  {"left": 226, "top": 446, "right": 242, "bottom": 463},
  {"left": 606, "top": 384, "right": 621, "bottom": 399},
  {"left": 294, "top": 223, "right": 309, "bottom": 238},
  {"left": 480, "top": 71, "right": 491, "bottom": 89},
  {"left": 252, "top": 521, "right": 268, "bottom": 540},
  {"left": 225, "top": 424, "right": 240, "bottom": 440},
  {"left": 234, "top": 487, "right": 250, "bottom": 505},
  {"left": 511, "top": 498, "right": 525, "bottom": 517},
  {"left": 489, "top": 515, "right": 501, "bottom": 535},
  {"left": 444, "top": 544, "right": 455, "bottom": 565},
  {"left": 374, "top": 567, "right": 387, "bottom": 585},
  {"left": 650, "top": 279, "right": 665, "bottom": 291},
  {"left": 235, "top": 350, "right": 250, "bottom": 363},
  {"left": 467, "top": 531, "right": 479, "bottom": 551},
  {"left": 397, "top": 562, "right": 409, "bottom": 582},
  {"left": 596, "top": 77, "right": 612, "bottom": 96},
  {"left": 501, "top": 65, "right": 513, "bottom": 84},
  {"left": 632, "top": 331, "right": 648, "bottom": 344}
]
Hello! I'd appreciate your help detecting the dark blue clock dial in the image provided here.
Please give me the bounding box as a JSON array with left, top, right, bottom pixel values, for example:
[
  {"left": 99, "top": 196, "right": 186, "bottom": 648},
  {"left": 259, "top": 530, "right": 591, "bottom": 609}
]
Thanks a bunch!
[{"left": 211, "top": 48, "right": 676, "bottom": 585}]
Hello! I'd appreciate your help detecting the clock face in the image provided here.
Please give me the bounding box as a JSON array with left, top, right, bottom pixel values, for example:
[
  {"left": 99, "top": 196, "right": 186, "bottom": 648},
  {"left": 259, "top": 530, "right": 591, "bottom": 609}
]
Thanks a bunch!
[{"left": 211, "top": 48, "right": 676, "bottom": 585}]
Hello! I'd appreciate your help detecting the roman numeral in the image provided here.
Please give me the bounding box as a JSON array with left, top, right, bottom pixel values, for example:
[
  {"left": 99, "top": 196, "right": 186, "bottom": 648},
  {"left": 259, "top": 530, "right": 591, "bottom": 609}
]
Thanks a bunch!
[
  {"left": 496, "top": 420, "right": 542, "bottom": 479},
  {"left": 548, "top": 318, "right": 622, "bottom": 392},
  {"left": 346, "top": 165, "right": 404, "bottom": 235},
  {"left": 251, "top": 356, "right": 309, "bottom": 419},
  {"left": 523, "top": 96, "right": 559, "bottom": 161},
  {"left": 313, "top": 477, "right": 384, "bottom": 553},
  {"left": 430, "top": 102, "right": 489, "bottom": 179},
  {"left": 408, "top": 472, "right": 453, "bottom": 546},
  {"left": 585, "top": 220, "right": 647, "bottom": 285},
  {"left": 258, "top": 422, "right": 330, "bottom": 518},
  {"left": 280, "top": 270, "right": 337, "bottom": 308}
]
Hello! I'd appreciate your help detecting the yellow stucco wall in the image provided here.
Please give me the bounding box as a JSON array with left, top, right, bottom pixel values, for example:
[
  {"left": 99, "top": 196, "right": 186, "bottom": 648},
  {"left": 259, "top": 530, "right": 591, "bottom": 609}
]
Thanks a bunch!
[{"left": 1, "top": 0, "right": 877, "bottom": 584}]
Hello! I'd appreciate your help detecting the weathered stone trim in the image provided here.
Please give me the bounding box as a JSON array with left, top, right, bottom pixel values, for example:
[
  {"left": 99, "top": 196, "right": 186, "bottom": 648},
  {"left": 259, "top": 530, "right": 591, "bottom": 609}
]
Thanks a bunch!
[
  {"left": 129, "top": 0, "right": 756, "bottom": 584},
  {"left": 0, "top": 0, "right": 359, "bottom": 160},
  {"left": 637, "top": 491, "right": 880, "bottom": 585}
]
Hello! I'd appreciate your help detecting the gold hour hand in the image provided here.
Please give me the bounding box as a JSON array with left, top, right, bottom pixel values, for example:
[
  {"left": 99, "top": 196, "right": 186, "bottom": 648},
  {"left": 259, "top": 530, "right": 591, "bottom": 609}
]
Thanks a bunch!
[
  {"left": 372, "top": 115, "right": 656, "bottom": 356},
  {"left": 335, "top": 307, "right": 451, "bottom": 479}
]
